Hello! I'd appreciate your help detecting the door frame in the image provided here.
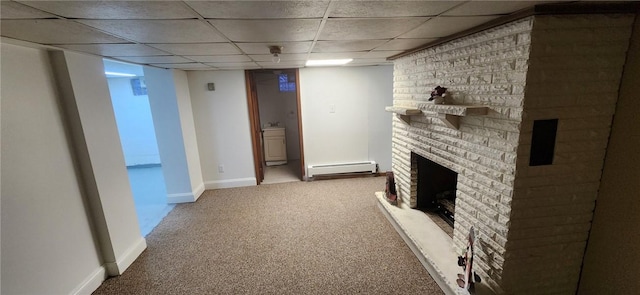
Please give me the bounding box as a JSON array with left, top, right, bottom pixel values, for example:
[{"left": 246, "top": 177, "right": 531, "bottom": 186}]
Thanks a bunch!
[
  {"left": 245, "top": 71, "right": 264, "bottom": 183},
  {"left": 245, "top": 69, "right": 305, "bottom": 184}
]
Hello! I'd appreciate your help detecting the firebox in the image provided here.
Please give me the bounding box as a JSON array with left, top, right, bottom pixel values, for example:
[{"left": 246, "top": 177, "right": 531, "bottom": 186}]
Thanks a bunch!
[{"left": 413, "top": 152, "right": 458, "bottom": 226}]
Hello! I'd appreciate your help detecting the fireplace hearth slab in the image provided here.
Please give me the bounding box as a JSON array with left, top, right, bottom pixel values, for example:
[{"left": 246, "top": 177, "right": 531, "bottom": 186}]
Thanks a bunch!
[{"left": 376, "top": 192, "right": 497, "bottom": 295}]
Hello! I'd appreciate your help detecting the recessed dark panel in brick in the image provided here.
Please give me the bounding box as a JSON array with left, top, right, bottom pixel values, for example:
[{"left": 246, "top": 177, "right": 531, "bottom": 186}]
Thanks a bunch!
[{"left": 529, "top": 119, "right": 558, "bottom": 166}]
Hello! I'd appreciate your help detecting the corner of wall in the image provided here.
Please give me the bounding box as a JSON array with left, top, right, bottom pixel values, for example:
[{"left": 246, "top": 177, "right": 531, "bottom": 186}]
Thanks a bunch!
[
  {"left": 70, "top": 266, "right": 107, "bottom": 295},
  {"left": 167, "top": 182, "right": 206, "bottom": 203}
]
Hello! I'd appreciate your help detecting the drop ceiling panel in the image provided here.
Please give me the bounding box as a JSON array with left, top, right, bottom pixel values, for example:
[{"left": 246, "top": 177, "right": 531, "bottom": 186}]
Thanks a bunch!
[
  {"left": 319, "top": 18, "right": 429, "bottom": 40},
  {"left": 1, "top": 2, "right": 56, "bottom": 19},
  {"left": 236, "top": 42, "right": 312, "bottom": 54},
  {"left": 205, "top": 62, "right": 261, "bottom": 68},
  {"left": 186, "top": 55, "right": 252, "bottom": 63},
  {"left": 1, "top": 20, "right": 128, "bottom": 44},
  {"left": 375, "top": 38, "right": 439, "bottom": 50},
  {"left": 313, "top": 40, "right": 389, "bottom": 53},
  {"left": 182, "top": 68, "right": 219, "bottom": 71},
  {"left": 56, "top": 44, "right": 169, "bottom": 56},
  {"left": 150, "top": 63, "right": 213, "bottom": 69},
  {"left": 399, "top": 16, "right": 500, "bottom": 39},
  {"left": 351, "top": 58, "right": 393, "bottom": 64},
  {"left": 187, "top": 1, "right": 329, "bottom": 19},
  {"left": 345, "top": 63, "right": 386, "bottom": 67},
  {"left": 0, "top": 1, "right": 553, "bottom": 70},
  {"left": 209, "top": 19, "right": 320, "bottom": 42},
  {"left": 330, "top": 1, "right": 463, "bottom": 17},
  {"left": 113, "top": 56, "right": 193, "bottom": 64},
  {"left": 214, "top": 66, "right": 261, "bottom": 70},
  {"left": 256, "top": 61, "right": 305, "bottom": 68},
  {"left": 149, "top": 43, "right": 240, "bottom": 55},
  {"left": 19, "top": 1, "right": 199, "bottom": 19},
  {"left": 443, "top": 1, "right": 546, "bottom": 16},
  {"left": 80, "top": 20, "right": 226, "bottom": 43},
  {"left": 308, "top": 52, "right": 365, "bottom": 59},
  {"left": 249, "top": 53, "right": 308, "bottom": 62},
  {"left": 360, "top": 50, "right": 405, "bottom": 59}
]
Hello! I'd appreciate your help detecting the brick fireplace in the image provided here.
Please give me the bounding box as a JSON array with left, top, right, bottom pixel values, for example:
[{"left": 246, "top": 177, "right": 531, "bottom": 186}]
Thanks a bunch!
[{"left": 384, "top": 13, "right": 635, "bottom": 294}]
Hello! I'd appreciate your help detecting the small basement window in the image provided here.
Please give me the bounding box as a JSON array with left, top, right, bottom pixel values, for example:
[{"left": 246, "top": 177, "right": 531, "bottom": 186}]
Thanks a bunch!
[{"left": 279, "top": 73, "right": 296, "bottom": 92}]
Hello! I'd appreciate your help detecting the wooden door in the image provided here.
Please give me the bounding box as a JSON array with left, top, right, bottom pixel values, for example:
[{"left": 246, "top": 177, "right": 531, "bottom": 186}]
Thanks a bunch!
[
  {"left": 245, "top": 71, "right": 264, "bottom": 183},
  {"left": 294, "top": 69, "right": 306, "bottom": 179}
]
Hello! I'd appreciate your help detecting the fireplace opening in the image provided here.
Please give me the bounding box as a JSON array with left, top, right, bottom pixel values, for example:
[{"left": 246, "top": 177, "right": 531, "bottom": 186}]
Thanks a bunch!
[{"left": 413, "top": 152, "right": 458, "bottom": 227}]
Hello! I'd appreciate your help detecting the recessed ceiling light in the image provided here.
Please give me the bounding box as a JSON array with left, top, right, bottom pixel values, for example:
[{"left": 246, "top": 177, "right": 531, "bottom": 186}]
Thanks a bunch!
[
  {"left": 306, "top": 59, "right": 353, "bottom": 67},
  {"left": 105, "top": 71, "right": 136, "bottom": 77}
]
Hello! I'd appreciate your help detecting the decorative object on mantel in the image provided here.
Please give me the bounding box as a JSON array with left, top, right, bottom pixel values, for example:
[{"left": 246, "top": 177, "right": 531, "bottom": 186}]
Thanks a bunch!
[
  {"left": 385, "top": 172, "right": 398, "bottom": 206},
  {"left": 429, "top": 86, "right": 448, "bottom": 104}
]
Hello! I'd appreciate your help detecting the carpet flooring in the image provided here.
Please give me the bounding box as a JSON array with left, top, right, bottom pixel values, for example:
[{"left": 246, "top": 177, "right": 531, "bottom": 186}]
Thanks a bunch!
[{"left": 93, "top": 177, "right": 444, "bottom": 294}]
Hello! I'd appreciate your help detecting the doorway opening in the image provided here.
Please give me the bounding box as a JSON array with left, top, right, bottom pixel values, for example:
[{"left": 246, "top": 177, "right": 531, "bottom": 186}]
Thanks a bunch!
[
  {"left": 246, "top": 69, "right": 305, "bottom": 184},
  {"left": 103, "top": 59, "right": 174, "bottom": 236}
]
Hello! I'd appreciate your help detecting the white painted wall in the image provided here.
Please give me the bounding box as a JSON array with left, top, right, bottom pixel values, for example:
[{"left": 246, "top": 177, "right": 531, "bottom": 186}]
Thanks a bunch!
[
  {"left": 186, "top": 66, "right": 392, "bottom": 187},
  {"left": 299, "top": 66, "right": 393, "bottom": 172},
  {"left": 144, "top": 67, "right": 204, "bottom": 202},
  {"left": 49, "top": 50, "right": 145, "bottom": 275},
  {"left": 364, "top": 66, "right": 394, "bottom": 172},
  {"left": 255, "top": 71, "right": 300, "bottom": 160},
  {"left": 187, "top": 70, "right": 256, "bottom": 188},
  {"left": 107, "top": 77, "right": 161, "bottom": 166},
  {"left": 1, "top": 44, "right": 103, "bottom": 294},
  {"left": 173, "top": 70, "right": 204, "bottom": 193}
]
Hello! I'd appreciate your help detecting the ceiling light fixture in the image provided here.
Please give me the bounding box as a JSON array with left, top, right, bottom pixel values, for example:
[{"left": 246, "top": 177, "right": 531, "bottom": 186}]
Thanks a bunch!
[
  {"left": 269, "top": 46, "right": 283, "bottom": 63},
  {"left": 305, "top": 59, "right": 353, "bottom": 67},
  {"left": 104, "top": 71, "right": 136, "bottom": 77}
]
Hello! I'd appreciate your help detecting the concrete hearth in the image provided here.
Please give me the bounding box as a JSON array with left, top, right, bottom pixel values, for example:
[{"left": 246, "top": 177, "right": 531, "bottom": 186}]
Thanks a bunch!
[{"left": 376, "top": 192, "right": 495, "bottom": 295}]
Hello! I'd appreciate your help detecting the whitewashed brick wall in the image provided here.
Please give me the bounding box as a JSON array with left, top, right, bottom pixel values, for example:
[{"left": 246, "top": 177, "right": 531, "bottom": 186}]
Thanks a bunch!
[
  {"left": 503, "top": 14, "right": 635, "bottom": 294},
  {"left": 392, "top": 17, "right": 534, "bottom": 292},
  {"left": 391, "top": 14, "right": 634, "bottom": 294}
]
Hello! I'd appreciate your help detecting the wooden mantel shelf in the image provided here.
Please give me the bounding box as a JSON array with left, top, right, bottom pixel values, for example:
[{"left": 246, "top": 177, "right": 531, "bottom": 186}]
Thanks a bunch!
[
  {"left": 386, "top": 104, "right": 489, "bottom": 129},
  {"left": 385, "top": 106, "right": 422, "bottom": 124}
]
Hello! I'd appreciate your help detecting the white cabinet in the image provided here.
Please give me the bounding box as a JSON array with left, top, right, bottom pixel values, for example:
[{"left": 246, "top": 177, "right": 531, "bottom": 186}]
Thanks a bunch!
[{"left": 263, "top": 128, "right": 287, "bottom": 165}]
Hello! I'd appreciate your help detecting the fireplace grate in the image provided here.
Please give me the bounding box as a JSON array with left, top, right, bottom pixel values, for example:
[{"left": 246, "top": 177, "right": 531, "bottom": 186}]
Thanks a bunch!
[{"left": 434, "top": 199, "right": 455, "bottom": 227}]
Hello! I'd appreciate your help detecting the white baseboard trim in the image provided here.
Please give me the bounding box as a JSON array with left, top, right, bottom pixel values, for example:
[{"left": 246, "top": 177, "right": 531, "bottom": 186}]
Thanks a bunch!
[
  {"left": 116, "top": 236, "right": 147, "bottom": 274},
  {"left": 71, "top": 266, "right": 107, "bottom": 295},
  {"left": 167, "top": 182, "right": 206, "bottom": 203},
  {"left": 104, "top": 236, "right": 147, "bottom": 276},
  {"left": 193, "top": 182, "right": 205, "bottom": 202},
  {"left": 167, "top": 191, "right": 195, "bottom": 203},
  {"left": 205, "top": 177, "right": 256, "bottom": 190}
]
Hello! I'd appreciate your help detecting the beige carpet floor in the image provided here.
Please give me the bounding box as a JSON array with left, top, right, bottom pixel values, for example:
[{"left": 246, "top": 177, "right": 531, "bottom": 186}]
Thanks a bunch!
[{"left": 93, "top": 177, "right": 444, "bottom": 294}]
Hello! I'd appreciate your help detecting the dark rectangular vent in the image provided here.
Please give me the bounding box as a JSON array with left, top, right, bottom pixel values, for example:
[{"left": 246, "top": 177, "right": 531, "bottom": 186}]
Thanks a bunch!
[{"left": 529, "top": 119, "right": 558, "bottom": 166}]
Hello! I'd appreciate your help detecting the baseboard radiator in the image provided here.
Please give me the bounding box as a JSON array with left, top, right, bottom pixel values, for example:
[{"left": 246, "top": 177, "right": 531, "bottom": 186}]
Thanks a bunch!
[{"left": 307, "top": 161, "right": 377, "bottom": 177}]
